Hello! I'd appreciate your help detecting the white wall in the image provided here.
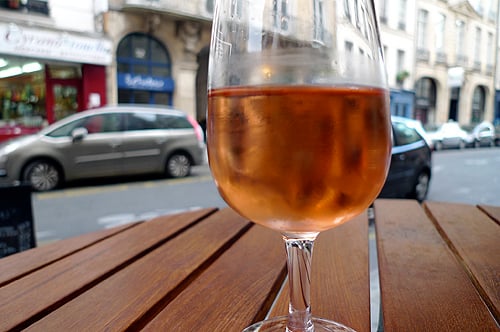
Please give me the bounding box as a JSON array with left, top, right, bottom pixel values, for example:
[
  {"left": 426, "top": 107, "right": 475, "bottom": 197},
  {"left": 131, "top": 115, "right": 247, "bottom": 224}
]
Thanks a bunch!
[{"left": 49, "top": 0, "right": 107, "bottom": 33}]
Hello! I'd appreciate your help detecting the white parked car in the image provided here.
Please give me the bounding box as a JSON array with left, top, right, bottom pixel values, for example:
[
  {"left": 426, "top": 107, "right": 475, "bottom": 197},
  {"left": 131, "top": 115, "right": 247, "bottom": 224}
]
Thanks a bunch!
[
  {"left": 427, "top": 121, "right": 471, "bottom": 150},
  {"left": 467, "top": 121, "right": 496, "bottom": 148}
]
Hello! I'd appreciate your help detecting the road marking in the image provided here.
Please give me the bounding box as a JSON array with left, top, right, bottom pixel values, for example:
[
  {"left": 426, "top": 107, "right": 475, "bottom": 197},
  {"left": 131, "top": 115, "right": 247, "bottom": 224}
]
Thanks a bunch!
[
  {"left": 464, "top": 159, "right": 488, "bottom": 166},
  {"left": 35, "top": 175, "right": 214, "bottom": 200}
]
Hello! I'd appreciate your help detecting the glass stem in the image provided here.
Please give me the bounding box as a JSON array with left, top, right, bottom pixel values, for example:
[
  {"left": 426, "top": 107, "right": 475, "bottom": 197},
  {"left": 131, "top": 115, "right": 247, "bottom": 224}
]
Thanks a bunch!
[{"left": 284, "top": 236, "right": 317, "bottom": 332}]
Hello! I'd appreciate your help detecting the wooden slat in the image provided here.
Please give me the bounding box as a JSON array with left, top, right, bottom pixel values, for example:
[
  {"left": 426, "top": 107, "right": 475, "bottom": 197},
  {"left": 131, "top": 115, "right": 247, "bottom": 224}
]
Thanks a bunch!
[
  {"left": 141, "top": 216, "right": 286, "bottom": 331},
  {"left": 0, "top": 222, "right": 140, "bottom": 287},
  {"left": 269, "top": 212, "right": 371, "bottom": 332},
  {"left": 23, "top": 208, "right": 249, "bottom": 331},
  {"left": 374, "top": 199, "right": 498, "bottom": 331},
  {"left": 0, "top": 208, "right": 215, "bottom": 331},
  {"left": 424, "top": 201, "right": 500, "bottom": 322},
  {"left": 479, "top": 204, "right": 500, "bottom": 225}
]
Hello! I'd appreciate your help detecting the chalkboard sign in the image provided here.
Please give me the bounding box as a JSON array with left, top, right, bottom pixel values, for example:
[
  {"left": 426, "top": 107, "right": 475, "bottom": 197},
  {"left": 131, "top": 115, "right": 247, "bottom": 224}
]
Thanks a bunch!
[{"left": 0, "top": 185, "right": 36, "bottom": 258}]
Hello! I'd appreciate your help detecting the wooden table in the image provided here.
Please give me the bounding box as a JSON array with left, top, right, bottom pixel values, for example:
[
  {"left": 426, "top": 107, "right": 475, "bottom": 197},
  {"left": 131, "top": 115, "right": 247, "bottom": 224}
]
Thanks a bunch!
[{"left": 0, "top": 199, "right": 498, "bottom": 331}]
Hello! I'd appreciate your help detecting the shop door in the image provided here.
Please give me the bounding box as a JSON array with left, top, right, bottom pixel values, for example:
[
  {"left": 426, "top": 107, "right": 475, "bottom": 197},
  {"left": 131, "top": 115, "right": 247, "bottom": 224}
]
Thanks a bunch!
[{"left": 46, "top": 79, "right": 82, "bottom": 123}]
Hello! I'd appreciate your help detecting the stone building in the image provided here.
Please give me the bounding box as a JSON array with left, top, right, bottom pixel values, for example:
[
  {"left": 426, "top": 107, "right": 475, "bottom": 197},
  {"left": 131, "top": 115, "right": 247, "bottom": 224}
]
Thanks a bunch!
[
  {"left": 376, "top": 0, "right": 418, "bottom": 118},
  {"left": 411, "top": 0, "right": 497, "bottom": 126},
  {"left": 0, "top": 0, "right": 111, "bottom": 140},
  {"left": 105, "top": 0, "right": 214, "bottom": 125}
]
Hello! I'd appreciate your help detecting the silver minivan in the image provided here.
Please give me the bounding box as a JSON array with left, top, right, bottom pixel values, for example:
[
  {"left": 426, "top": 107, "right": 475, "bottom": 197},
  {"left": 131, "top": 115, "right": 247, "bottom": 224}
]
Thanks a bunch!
[{"left": 0, "top": 105, "right": 206, "bottom": 191}]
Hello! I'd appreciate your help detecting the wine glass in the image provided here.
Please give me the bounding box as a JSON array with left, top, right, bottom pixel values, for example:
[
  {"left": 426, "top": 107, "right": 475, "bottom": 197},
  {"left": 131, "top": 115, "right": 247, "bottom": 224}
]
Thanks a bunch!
[{"left": 207, "top": 0, "right": 391, "bottom": 331}]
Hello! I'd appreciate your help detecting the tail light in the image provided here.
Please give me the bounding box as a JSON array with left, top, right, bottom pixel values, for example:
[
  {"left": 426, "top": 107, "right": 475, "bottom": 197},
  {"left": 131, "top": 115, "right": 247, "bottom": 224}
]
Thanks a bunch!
[{"left": 187, "top": 115, "right": 204, "bottom": 143}]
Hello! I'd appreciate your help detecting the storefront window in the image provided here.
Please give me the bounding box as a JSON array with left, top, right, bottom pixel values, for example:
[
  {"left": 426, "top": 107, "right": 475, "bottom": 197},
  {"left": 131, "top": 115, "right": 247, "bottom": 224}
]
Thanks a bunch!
[
  {"left": 0, "top": 0, "right": 50, "bottom": 15},
  {"left": 53, "top": 84, "right": 79, "bottom": 121},
  {"left": 0, "top": 57, "right": 84, "bottom": 140},
  {"left": 0, "top": 57, "right": 46, "bottom": 131}
]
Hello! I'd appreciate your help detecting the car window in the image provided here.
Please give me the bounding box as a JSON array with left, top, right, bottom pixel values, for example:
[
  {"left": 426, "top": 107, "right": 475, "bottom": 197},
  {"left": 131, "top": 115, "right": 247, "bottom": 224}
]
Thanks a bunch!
[
  {"left": 158, "top": 114, "right": 192, "bottom": 129},
  {"left": 126, "top": 113, "right": 158, "bottom": 130},
  {"left": 393, "top": 122, "right": 422, "bottom": 146},
  {"left": 82, "top": 114, "right": 123, "bottom": 133},
  {"left": 46, "top": 118, "right": 87, "bottom": 137},
  {"left": 126, "top": 113, "right": 192, "bottom": 130},
  {"left": 46, "top": 113, "right": 123, "bottom": 137}
]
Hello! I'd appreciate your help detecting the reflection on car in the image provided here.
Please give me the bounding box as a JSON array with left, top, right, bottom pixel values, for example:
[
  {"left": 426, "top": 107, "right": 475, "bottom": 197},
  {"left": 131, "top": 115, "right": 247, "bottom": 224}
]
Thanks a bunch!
[
  {"left": 378, "top": 116, "right": 432, "bottom": 202},
  {"left": 0, "top": 105, "right": 206, "bottom": 191}
]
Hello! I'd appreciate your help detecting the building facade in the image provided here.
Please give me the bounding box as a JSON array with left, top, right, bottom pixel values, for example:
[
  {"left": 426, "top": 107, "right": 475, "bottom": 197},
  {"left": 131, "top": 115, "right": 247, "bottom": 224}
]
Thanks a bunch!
[
  {"left": 410, "top": 0, "right": 497, "bottom": 126},
  {"left": 104, "top": 0, "right": 213, "bottom": 125},
  {"left": 0, "top": 0, "right": 111, "bottom": 141},
  {"left": 1, "top": 0, "right": 498, "bottom": 141},
  {"left": 376, "top": 0, "right": 418, "bottom": 119}
]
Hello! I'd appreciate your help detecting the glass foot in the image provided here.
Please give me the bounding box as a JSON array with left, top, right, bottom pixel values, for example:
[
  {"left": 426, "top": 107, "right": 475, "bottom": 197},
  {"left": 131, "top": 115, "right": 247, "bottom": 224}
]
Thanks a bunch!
[{"left": 242, "top": 316, "right": 356, "bottom": 332}]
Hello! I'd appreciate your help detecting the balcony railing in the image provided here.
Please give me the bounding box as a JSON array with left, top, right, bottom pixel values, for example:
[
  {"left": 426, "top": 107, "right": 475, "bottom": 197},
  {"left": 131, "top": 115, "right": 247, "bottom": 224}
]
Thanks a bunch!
[
  {"left": 435, "top": 52, "right": 447, "bottom": 65},
  {"left": 472, "top": 61, "right": 482, "bottom": 72},
  {"left": 416, "top": 48, "right": 430, "bottom": 62},
  {"left": 123, "top": 0, "right": 213, "bottom": 21},
  {"left": 455, "top": 54, "right": 468, "bottom": 67},
  {"left": 485, "top": 64, "right": 494, "bottom": 76}
]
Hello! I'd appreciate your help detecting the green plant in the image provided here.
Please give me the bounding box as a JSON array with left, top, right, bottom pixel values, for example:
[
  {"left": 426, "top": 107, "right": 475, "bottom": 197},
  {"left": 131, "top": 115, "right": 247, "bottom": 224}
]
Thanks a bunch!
[{"left": 396, "top": 70, "right": 410, "bottom": 84}]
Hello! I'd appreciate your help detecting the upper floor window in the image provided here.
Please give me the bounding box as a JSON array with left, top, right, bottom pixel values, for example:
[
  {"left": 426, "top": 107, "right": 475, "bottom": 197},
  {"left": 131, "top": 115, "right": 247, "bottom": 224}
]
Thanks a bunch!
[
  {"left": 313, "top": 0, "right": 325, "bottom": 42},
  {"left": 206, "top": 0, "right": 214, "bottom": 14},
  {"left": 417, "top": 9, "right": 429, "bottom": 49},
  {"left": 397, "top": 49, "right": 405, "bottom": 72},
  {"left": 487, "top": 32, "right": 494, "bottom": 65},
  {"left": 474, "top": 27, "right": 482, "bottom": 62},
  {"left": 379, "top": 0, "right": 388, "bottom": 23},
  {"left": 273, "top": 0, "right": 289, "bottom": 31},
  {"left": 230, "top": 0, "right": 242, "bottom": 18},
  {"left": 344, "top": 0, "right": 352, "bottom": 20},
  {"left": 435, "top": 13, "right": 446, "bottom": 51},
  {"left": 456, "top": 20, "right": 466, "bottom": 56},
  {"left": 398, "top": 0, "right": 407, "bottom": 30}
]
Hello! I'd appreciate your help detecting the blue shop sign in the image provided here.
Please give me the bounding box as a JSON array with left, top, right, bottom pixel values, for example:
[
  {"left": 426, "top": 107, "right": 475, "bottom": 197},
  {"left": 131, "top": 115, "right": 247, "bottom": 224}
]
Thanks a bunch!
[{"left": 117, "top": 73, "right": 174, "bottom": 92}]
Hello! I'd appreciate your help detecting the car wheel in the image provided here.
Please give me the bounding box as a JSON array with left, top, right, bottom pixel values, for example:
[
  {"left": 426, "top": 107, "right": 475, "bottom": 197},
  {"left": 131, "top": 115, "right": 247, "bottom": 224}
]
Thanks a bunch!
[
  {"left": 23, "top": 160, "right": 61, "bottom": 191},
  {"left": 474, "top": 140, "right": 480, "bottom": 148},
  {"left": 434, "top": 142, "right": 442, "bottom": 151},
  {"left": 166, "top": 153, "right": 191, "bottom": 178},
  {"left": 412, "top": 171, "right": 430, "bottom": 202}
]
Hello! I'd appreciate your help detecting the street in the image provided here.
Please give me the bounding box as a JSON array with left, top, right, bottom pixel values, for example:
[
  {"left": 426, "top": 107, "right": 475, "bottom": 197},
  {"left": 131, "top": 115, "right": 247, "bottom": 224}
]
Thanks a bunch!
[
  {"left": 427, "top": 147, "right": 500, "bottom": 205},
  {"left": 32, "top": 147, "right": 500, "bottom": 244}
]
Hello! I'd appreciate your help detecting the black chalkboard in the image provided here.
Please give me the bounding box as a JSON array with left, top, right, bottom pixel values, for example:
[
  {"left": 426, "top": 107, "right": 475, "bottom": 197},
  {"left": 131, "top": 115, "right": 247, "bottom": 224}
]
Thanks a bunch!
[{"left": 0, "top": 184, "right": 36, "bottom": 258}]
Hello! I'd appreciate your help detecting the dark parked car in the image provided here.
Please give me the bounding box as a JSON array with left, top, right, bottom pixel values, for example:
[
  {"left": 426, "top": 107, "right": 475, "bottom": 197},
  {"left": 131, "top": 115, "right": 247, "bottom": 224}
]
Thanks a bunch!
[
  {"left": 0, "top": 105, "right": 206, "bottom": 191},
  {"left": 378, "top": 116, "right": 432, "bottom": 202}
]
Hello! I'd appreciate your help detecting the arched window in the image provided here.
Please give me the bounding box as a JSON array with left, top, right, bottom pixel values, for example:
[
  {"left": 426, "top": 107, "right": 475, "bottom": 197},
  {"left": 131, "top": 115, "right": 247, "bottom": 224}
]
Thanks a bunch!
[
  {"left": 116, "top": 33, "right": 174, "bottom": 105},
  {"left": 471, "top": 86, "right": 486, "bottom": 123}
]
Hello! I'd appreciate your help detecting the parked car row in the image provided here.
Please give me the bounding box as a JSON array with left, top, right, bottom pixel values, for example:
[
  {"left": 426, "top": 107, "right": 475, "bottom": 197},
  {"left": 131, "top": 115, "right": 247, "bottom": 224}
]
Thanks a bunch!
[
  {"left": 426, "top": 120, "right": 496, "bottom": 150},
  {"left": 0, "top": 105, "right": 206, "bottom": 191}
]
